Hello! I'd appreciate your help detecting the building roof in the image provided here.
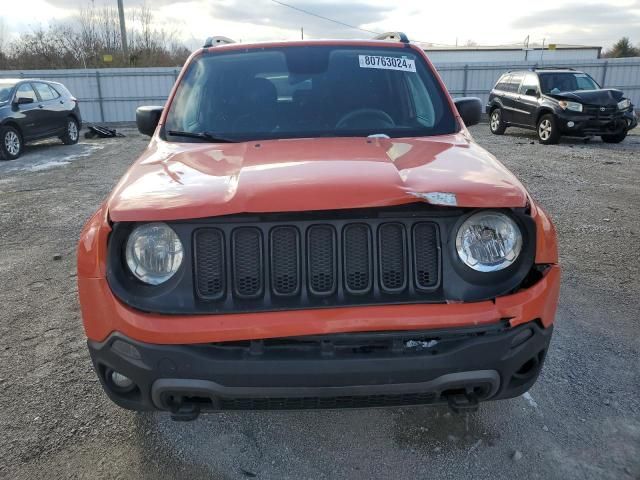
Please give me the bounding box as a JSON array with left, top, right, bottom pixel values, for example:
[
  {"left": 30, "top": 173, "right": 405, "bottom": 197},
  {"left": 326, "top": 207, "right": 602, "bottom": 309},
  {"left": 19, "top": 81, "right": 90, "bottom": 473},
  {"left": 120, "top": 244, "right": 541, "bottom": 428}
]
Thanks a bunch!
[{"left": 419, "top": 43, "right": 601, "bottom": 52}]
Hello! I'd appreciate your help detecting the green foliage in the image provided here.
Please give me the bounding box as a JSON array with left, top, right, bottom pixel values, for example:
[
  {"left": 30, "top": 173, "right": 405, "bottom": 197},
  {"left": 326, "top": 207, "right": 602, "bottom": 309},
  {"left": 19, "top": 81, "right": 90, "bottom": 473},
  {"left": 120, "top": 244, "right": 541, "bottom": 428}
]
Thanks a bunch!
[{"left": 602, "top": 37, "right": 640, "bottom": 58}]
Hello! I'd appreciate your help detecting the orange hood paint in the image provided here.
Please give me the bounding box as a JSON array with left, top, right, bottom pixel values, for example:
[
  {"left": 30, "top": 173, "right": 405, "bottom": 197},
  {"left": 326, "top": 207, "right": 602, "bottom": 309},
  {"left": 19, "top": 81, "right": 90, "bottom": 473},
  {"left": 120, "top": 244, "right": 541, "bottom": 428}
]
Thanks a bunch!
[{"left": 107, "top": 133, "right": 529, "bottom": 222}]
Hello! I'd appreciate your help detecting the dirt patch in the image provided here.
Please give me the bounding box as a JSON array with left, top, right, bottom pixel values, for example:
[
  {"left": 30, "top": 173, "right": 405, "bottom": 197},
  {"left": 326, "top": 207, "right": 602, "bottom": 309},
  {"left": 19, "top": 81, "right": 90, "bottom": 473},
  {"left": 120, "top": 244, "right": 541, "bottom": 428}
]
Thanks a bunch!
[{"left": 0, "top": 124, "right": 638, "bottom": 479}]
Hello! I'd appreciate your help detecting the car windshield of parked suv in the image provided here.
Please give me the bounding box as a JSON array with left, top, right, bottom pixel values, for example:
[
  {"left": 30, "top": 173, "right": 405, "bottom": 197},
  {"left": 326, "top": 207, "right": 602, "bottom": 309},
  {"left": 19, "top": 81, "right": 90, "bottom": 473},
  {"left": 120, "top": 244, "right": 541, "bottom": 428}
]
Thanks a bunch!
[
  {"left": 165, "top": 45, "right": 458, "bottom": 141},
  {"left": 539, "top": 72, "right": 599, "bottom": 94},
  {"left": 0, "top": 82, "right": 16, "bottom": 103}
]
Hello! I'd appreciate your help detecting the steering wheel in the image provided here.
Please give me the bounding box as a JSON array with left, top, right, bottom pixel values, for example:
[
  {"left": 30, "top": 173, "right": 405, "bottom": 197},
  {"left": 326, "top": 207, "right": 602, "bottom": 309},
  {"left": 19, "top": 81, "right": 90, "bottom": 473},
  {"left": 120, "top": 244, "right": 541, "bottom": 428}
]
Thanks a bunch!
[{"left": 336, "top": 108, "right": 395, "bottom": 129}]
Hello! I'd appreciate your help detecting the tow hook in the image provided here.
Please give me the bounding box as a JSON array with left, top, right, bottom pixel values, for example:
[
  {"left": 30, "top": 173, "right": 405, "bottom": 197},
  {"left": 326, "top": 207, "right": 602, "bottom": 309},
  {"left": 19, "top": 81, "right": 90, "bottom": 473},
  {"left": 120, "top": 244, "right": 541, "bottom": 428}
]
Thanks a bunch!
[
  {"left": 446, "top": 389, "right": 479, "bottom": 414},
  {"left": 169, "top": 399, "right": 201, "bottom": 421}
]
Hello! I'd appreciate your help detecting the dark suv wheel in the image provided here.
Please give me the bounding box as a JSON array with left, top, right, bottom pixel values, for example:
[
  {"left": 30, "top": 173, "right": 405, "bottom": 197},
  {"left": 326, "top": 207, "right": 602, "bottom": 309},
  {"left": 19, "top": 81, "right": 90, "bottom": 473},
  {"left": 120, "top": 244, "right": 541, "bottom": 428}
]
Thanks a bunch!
[
  {"left": 489, "top": 108, "right": 506, "bottom": 135},
  {"left": 601, "top": 131, "right": 627, "bottom": 143},
  {"left": 537, "top": 114, "right": 560, "bottom": 144},
  {"left": 0, "top": 126, "right": 23, "bottom": 160},
  {"left": 61, "top": 117, "right": 80, "bottom": 145}
]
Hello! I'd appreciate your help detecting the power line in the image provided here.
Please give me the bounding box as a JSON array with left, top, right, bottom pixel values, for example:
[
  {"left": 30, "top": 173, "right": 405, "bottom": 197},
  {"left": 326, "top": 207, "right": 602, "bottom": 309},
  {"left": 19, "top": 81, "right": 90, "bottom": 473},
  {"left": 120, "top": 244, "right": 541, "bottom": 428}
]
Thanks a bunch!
[
  {"left": 269, "top": 0, "right": 457, "bottom": 47},
  {"left": 269, "top": 0, "right": 380, "bottom": 36}
]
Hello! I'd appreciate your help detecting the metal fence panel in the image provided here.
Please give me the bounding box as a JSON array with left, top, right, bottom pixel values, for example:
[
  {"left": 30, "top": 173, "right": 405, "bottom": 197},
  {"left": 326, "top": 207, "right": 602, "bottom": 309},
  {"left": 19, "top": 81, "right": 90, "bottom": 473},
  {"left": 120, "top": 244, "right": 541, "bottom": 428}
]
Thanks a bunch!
[{"left": 1, "top": 58, "right": 638, "bottom": 122}]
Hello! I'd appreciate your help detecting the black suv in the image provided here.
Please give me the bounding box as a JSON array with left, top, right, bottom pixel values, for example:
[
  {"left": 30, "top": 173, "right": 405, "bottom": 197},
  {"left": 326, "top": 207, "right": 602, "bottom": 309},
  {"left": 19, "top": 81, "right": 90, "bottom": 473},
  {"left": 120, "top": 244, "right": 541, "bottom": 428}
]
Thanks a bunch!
[
  {"left": 486, "top": 68, "right": 637, "bottom": 144},
  {"left": 0, "top": 79, "right": 82, "bottom": 160}
]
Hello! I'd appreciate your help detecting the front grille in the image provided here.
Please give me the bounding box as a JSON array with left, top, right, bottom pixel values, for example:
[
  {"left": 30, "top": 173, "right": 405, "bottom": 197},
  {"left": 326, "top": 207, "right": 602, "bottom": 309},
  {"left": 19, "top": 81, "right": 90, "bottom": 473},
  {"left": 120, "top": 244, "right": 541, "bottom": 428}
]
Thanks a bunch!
[
  {"left": 192, "top": 215, "right": 441, "bottom": 311},
  {"left": 584, "top": 104, "right": 618, "bottom": 119}
]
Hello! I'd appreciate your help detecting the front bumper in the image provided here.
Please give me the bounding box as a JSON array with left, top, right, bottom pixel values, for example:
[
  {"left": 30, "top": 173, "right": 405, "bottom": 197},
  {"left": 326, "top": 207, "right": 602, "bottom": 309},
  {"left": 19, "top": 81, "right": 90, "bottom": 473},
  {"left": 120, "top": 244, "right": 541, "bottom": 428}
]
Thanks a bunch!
[
  {"left": 557, "top": 109, "right": 637, "bottom": 135},
  {"left": 89, "top": 320, "right": 552, "bottom": 414}
]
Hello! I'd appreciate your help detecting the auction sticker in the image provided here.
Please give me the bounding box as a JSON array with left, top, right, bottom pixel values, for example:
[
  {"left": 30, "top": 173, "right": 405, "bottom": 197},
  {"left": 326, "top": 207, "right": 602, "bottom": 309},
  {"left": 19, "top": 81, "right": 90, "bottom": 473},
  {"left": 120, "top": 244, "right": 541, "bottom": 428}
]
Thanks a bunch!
[{"left": 359, "top": 55, "right": 416, "bottom": 72}]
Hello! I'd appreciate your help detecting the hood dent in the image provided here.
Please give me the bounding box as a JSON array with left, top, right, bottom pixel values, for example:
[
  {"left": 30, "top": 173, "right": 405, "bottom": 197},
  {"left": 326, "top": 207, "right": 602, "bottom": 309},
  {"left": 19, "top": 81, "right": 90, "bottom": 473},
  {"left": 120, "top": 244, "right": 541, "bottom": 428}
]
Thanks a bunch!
[
  {"left": 548, "top": 88, "right": 624, "bottom": 105},
  {"left": 108, "top": 134, "right": 529, "bottom": 222}
]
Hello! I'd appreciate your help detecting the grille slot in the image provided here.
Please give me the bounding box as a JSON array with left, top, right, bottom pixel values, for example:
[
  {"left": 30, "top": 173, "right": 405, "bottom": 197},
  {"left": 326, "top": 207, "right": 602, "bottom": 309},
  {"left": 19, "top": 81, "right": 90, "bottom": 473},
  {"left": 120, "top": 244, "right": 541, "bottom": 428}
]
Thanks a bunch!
[
  {"left": 270, "top": 226, "right": 300, "bottom": 296},
  {"left": 343, "top": 223, "right": 372, "bottom": 294},
  {"left": 194, "top": 229, "right": 225, "bottom": 300},
  {"left": 232, "top": 227, "right": 263, "bottom": 298},
  {"left": 307, "top": 225, "right": 337, "bottom": 295},
  {"left": 413, "top": 223, "right": 439, "bottom": 289},
  {"left": 378, "top": 223, "right": 407, "bottom": 292}
]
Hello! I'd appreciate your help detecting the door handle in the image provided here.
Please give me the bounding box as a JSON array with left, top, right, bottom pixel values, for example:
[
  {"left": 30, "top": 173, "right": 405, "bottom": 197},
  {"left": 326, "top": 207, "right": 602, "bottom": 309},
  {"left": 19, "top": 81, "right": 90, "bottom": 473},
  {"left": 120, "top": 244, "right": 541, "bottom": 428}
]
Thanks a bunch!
[
  {"left": 38, "top": 104, "right": 44, "bottom": 108},
  {"left": 60, "top": 100, "right": 64, "bottom": 104}
]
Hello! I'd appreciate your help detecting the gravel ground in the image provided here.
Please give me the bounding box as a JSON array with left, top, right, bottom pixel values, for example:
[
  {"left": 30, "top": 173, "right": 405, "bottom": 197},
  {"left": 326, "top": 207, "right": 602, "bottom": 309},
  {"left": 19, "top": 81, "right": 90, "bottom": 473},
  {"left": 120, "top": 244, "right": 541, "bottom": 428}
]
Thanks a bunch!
[{"left": 0, "top": 125, "right": 638, "bottom": 479}]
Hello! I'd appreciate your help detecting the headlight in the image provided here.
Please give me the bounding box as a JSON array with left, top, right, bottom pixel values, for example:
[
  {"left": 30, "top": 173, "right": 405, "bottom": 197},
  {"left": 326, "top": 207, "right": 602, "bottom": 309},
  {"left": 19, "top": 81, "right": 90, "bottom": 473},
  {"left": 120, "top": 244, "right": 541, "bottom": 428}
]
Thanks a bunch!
[
  {"left": 455, "top": 211, "right": 523, "bottom": 272},
  {"left": 558, "top": 100, "right": 583, "bottom": 112},
  {"left": 125, "top": 223, "right": 184, "bottom": 285},
  {"left": 618, "top": 98, "right": 631, "bottom": 111}
]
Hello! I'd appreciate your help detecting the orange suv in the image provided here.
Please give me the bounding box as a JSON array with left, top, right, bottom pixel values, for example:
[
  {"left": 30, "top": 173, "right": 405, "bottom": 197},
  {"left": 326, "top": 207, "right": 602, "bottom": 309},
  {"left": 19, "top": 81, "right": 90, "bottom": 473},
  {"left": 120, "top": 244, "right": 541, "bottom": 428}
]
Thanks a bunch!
[{"left": 78, "top": 33, "right": 559, "bottom": 420}]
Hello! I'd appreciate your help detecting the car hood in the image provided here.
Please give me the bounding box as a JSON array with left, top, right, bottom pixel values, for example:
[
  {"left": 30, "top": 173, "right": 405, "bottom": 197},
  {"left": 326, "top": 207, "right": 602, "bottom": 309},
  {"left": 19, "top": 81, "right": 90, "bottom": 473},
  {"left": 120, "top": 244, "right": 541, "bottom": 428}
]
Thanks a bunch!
[
  {"left": 547, "top": 88, "right": 624, "bottom": 105},
  {"left": 108, "top": 133, "right": 530, "bottom": 222}
]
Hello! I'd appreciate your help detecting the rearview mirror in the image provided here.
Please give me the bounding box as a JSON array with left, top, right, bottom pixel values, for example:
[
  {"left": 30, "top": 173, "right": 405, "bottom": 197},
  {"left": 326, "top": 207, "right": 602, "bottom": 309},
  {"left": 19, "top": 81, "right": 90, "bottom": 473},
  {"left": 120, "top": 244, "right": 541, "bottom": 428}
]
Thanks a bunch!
[
  {"left": 525, "top": 88, "right": 539, "bottom": 97},
  {"left": 453, "top": 97, "right": 482, "bottom": 127},
  {"left": 136, "top": 106, "right": 163, "bottom": 136},
  {"left": 15, "top": 96, "right": 34, "bottom": 105}
]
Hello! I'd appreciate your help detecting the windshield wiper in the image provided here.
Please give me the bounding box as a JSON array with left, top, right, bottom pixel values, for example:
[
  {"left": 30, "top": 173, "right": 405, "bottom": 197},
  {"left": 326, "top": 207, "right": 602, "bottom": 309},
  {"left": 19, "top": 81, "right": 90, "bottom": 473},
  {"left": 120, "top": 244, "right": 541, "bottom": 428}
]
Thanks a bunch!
[{"left": 167, "top": 130, "right": 237, "bottom": 143}]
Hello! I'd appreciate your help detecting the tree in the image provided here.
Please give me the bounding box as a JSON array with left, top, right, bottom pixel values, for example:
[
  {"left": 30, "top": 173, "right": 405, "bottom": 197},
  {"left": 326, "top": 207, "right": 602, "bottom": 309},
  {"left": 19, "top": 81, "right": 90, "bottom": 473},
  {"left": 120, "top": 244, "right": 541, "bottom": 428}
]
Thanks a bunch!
[
  {"left": 603, "top": 37, "right": 639, "bottom": 58},
  {"left": 0, "top": 2, "right": 190, "bottom": 69}
]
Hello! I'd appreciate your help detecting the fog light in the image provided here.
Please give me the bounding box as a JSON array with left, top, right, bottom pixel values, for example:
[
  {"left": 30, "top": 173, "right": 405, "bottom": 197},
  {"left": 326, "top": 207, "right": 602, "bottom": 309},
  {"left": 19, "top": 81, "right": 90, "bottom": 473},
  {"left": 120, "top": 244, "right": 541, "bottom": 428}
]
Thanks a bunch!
[
  {"left": 110, "top": 370, "right": 134, "bottom": 389},
  {"left": 567, "top": 121, "right": 575, "bottom": 128}
]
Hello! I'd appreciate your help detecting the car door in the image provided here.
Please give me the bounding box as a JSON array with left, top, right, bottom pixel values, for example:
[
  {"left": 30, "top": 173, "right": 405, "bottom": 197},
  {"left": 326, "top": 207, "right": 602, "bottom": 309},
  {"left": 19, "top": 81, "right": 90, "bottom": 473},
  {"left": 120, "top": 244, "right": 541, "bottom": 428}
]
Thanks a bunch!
[
  {"left": 501, "top": 72, "right": 524, "bottom": 123},
  {"left": 491, "top": 74, "right": 511, "bottom": 117},
  {"left": 12, "top": 83, "right": 42, "bottom": 140},
  {"left": 513, "top": 73, "right": 541, "bottom": 127},
  {"left": 33, "top": 82, "right": 64, "bottom": 135}
]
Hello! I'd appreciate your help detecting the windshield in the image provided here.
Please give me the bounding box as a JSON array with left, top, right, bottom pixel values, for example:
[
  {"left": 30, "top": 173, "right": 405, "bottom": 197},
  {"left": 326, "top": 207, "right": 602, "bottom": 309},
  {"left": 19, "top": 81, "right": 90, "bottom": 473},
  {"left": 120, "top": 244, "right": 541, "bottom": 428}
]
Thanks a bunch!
[
  {"left": 539, "top": 72, "right": 599, "bottom": 94},
  {"left": 165, "top": 46, "right": 457, "bottom": 142},
  {"left": 0, "top": 82, "right": 16, "bottom": 102}
]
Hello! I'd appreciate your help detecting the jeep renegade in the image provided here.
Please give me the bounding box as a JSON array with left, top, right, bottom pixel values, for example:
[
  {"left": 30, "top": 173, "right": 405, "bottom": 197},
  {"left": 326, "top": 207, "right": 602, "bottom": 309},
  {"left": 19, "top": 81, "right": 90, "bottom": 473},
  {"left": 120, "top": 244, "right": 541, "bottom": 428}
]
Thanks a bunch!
[{"left": 78, "top": 33, "right": 559, "bottom": 420}]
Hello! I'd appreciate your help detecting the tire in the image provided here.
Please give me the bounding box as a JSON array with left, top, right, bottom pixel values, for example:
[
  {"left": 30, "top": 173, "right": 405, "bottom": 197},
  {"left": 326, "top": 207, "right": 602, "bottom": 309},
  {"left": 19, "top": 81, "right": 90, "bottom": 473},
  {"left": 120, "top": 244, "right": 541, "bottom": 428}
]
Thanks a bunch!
[
  {"left": 60, "top": 117, "right": 80, "bottom": 145},
  {"left": 537, "top": 114, "right": 560, "bottom": 144},
  {"left": 601, "top": 131, "right": 627, "bottom": 143},
  {"left": 0, "top": 125, "right": 23, "bottom": 160},
  {"left": 489, "top": 108, "right": 506, "bottom": 135}
]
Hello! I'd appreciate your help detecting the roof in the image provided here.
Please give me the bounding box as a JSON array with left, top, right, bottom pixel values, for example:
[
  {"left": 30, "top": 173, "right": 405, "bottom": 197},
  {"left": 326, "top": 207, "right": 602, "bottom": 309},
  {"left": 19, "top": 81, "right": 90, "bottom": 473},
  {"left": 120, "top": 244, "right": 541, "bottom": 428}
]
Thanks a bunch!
[{"left": 420, "top": 44, "right": 601, "bottom": 52}]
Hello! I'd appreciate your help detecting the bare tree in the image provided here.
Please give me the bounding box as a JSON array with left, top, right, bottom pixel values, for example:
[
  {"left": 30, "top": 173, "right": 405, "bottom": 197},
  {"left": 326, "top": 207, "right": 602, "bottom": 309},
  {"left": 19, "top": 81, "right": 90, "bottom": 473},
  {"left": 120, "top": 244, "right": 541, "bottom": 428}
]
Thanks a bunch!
[{"left": 1, "top": 2, "right": 190, "bottom": 70}]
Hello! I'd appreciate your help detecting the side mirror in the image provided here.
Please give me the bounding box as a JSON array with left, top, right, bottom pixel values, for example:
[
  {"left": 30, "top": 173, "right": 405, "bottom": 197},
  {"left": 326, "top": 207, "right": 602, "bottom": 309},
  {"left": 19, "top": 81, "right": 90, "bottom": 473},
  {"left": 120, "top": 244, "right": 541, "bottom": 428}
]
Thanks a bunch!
[
  {"left": 15, "top": 96, "right": 34, "bottom": 105},
  {"left": 453, "top": 97, "right": 482, "bottom": 127},
  {"left": 136, "top": 106, "right": 163, "bottom": 136},
  {"left": 525, "top": 88, "right": 539, "bottom": 97}
]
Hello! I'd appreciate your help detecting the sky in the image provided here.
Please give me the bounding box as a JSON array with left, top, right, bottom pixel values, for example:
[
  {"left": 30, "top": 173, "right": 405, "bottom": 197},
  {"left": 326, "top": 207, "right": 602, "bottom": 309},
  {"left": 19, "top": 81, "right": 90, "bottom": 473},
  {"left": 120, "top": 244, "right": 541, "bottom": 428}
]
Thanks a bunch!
[{"left": 1, "top": 0, "right": 639, "bottom": 50}]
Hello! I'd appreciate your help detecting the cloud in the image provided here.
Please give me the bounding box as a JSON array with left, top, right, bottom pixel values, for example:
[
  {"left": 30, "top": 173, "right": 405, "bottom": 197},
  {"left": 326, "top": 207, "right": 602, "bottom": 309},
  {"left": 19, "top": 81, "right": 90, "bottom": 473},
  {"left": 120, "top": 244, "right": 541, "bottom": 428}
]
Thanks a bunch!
[
  {"left": 512, "top": 1, "right": 640, "bottom": 45},
  {"left": 210, "top": 0, "right": 393, "bottom": 38},
  {"left": 513, "top": 2, "right": 640, "bottom": 28}
]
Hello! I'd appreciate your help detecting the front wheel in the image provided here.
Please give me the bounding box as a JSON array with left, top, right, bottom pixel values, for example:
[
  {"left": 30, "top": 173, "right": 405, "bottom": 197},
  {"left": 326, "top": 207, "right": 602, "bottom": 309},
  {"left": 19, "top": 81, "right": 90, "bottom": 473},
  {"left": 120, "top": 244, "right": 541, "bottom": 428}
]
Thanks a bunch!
[
  {"left": 601, "top": 131, "right": 627, "bottom": 143},
  {"left": 537, "top": 114, "right": 560, "bottom": 145},
  {"left": 61, "top": 117, "right": 79, "bottom": 145},
  {"left": 0, "top": 126, "right": 23, "bottom": 160},
  {"left": 489, "top": 108, "right": 506, "bottom": 135}
]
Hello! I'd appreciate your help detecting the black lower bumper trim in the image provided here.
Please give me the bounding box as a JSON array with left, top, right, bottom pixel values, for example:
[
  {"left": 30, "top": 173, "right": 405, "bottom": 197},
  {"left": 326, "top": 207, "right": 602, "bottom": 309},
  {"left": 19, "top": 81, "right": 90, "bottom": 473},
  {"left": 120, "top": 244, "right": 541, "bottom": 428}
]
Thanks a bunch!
[
  {"left": 88, "top": 320, "right": 553, "bottom": 413},
  {"left": 152, "top": 370, "right": 499, "bottom": 411}
]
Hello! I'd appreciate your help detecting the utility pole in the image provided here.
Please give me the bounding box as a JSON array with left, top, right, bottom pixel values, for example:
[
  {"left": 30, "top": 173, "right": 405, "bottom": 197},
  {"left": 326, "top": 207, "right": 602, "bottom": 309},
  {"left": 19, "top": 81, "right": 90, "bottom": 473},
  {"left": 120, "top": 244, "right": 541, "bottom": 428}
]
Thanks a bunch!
[
  {"left": 117, "top": 0, "right": 128, "bottom": 60},
  {"left": 301, "top": 27, "right": 304, "bottom": 40}
]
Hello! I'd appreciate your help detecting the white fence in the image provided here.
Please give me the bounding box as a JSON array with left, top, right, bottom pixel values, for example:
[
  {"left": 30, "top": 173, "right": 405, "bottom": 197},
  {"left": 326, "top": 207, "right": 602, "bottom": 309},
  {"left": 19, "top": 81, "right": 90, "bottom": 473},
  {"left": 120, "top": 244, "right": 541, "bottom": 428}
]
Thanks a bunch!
[{"left": 1, "top": 57, "right": 639, "bottom": 123}]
